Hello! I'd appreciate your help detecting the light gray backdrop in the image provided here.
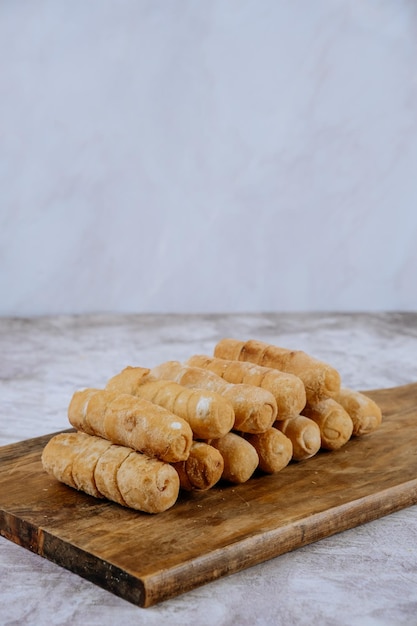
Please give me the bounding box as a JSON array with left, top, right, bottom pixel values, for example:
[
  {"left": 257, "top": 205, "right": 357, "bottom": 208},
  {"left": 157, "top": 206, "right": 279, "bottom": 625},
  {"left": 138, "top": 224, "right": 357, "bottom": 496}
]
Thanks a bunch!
[{"left": 1, "top": 0, "right": 416, "bottom": 316}]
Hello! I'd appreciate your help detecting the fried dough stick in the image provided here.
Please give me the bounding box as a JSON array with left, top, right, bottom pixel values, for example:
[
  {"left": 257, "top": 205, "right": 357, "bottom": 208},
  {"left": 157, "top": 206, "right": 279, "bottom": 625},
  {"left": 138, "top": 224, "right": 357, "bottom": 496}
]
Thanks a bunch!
[
  {"left": 187, "top": 354, "right": 306, "bottom": 419},
  {"left": 149, "top": 361, "right": 277, "bottom": 434},
  {"left": 214, "top": 338, "right": 341, "bottom": 404},
  {"left": 107, "top": 366, "right": 235, "bottom": 439},
  {"left": 42, "top": 431, "right": 180, "bottom": 513},
  {"left": 68, "top": 388, "right": 192, "bottom": 463}
]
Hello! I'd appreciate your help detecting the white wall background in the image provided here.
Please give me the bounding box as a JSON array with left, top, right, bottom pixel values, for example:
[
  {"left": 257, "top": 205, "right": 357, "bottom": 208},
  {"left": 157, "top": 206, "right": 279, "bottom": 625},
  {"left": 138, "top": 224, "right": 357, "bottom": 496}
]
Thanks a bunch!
[{"left": 1, "top": 0, "right": 417, "bottom": 316}]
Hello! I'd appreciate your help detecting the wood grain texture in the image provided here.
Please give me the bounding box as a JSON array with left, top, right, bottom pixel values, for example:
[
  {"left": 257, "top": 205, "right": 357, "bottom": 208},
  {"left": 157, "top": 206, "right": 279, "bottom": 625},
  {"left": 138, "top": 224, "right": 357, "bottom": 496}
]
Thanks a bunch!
[{"left": 1, "top": 382, "right": 417, "bottom": 607}]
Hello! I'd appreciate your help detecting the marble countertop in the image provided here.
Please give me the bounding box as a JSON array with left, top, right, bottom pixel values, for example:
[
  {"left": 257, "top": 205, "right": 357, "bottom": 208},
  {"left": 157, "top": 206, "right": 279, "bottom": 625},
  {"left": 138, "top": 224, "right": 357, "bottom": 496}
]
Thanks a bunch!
[{"left": 1, "top": 312, "right": 416, "bottom": 625}]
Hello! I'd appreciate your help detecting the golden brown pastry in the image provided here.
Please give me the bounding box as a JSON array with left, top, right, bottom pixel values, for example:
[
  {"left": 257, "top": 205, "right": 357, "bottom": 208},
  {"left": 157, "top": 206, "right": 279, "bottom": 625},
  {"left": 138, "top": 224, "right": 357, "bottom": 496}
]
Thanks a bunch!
[
  {"left": 186, "top": 354, "right": 306, "bottom": 419},
  {"left": 172, "top": 441, "right": 224, "bottom": 491},
  {"left": 41, "top": 431, "right": 180, "bottom": 513},
  {"left": 94, "top": 443, "right": 135, "bottom": 506},
  {"left": 302, "top": 398, "right": 353, "bottom": 450},
  {"left": 335, "top": 388, "right": 382, "bottom": 436},
  {"left": 214, "top": 338, "right": 341, "bottom": 404},
  {"left": 244, "top": 428, "right": 293, "bottom": 473},
  {"left": 106, "top": 365, "right": 150, "bottom": 395},
  {"left": 274, "top": 415, "right": 322, "bottom": 461},
  {"left": 71, "top": 432, "right": 113, "bottom": 497},
  {"left": 107, "top": 366, "right": 235, "bottom": 439},
  {"left": 68, "top": 388, "right": 193, "bottom": 463},
  {"left": 209, "top": 432, "right": 259, "bottom": 483},
  {"left": 149, "top": 361, "right": 277, "bottom": 434}
]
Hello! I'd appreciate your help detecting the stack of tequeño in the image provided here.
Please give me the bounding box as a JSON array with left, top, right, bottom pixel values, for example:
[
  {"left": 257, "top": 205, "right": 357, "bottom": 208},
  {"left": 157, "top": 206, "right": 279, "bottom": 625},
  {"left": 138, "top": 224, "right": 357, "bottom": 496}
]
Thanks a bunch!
[{"left": 41, "top": 338, "right": 382, "bottom": 513}]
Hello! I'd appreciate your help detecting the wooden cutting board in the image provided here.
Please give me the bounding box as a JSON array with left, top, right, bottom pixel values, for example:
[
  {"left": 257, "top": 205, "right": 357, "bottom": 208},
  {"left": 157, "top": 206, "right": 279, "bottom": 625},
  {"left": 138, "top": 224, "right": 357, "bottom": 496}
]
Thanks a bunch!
[{"left": 1, "top": 383, "right": 417, "bottom": 608}]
